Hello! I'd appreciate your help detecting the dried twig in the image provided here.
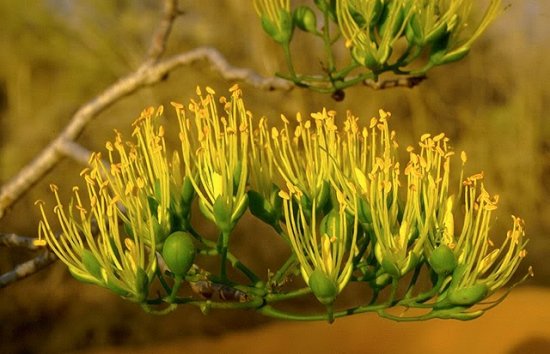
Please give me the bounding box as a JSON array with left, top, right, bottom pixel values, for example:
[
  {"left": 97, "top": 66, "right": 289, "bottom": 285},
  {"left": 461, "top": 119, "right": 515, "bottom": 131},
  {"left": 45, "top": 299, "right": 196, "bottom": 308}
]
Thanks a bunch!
[
  {"left": 0, "top": 21, "right": 290, "bottom": 219},
  {"left": 0, "top": 233, "right": 44, "bottom": 250},
  {"left": 0, "top": 250, "right": 57, "bottom": 288},
  {"left": 364, "top": 76, "right": 427, "bottom": 90}
]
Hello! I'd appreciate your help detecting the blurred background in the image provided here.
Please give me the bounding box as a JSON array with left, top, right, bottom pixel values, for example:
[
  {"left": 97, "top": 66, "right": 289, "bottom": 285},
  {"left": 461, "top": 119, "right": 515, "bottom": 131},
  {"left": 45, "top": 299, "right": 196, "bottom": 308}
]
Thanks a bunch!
[{"left": 0, "top": 0, "right": 548, "bottom": 353}]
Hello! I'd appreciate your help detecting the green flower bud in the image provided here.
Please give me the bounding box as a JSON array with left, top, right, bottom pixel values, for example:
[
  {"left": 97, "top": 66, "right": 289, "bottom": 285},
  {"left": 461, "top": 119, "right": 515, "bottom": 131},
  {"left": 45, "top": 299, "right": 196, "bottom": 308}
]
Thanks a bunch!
[
  {"left": 294, "top": 6, "right": 317, "bottom": 33},
  {"left": 162, "top": 231, "right": 195, "bottom": 277},
  {"left": 448, "top": 283, "right": 489, "bottom": 306},
  {"left": 429, "top": 245, "right": 457, "bottom": 274},
  {"left": 308, "top": 269, "right": 338, "bottom": 305}
]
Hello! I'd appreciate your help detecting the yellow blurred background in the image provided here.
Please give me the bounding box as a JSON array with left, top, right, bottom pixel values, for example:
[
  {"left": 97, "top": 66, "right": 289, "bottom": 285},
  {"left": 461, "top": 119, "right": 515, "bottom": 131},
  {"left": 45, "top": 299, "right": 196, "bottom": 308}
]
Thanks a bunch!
[{"left": 1, "top": 0, "right": 549, "bottom": 353}]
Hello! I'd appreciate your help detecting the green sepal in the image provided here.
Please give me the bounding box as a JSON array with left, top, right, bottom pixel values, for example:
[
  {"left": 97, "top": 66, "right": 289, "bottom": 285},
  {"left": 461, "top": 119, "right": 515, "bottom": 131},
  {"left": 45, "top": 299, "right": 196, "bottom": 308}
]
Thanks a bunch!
[
  {"left": 162, "top": 231, "right": 196, "bottom": 277},
  {"left": 405, "top": 13, "right": 423, "bottom": 45},
  {"left": 68, "top": 265, "right": 102, "bottom": 285},
  {"left": 313, "top": 0, "right": 337, "bottom": 22},
  {"left": 308, "top": 269, "right": 338, "bottom": 306},
  {"left": 425, "top": 22, "right": 449, "bottom": 45},
  {"left": 248, "top": 189, "right": 280, "bottom": 225},
  {"left": 428, "top": 31, "right": 451, "bottom": 65},
  {"left": 448, "top": 283, "right": 489, "bottom": 306},
  {"left": 181, "top": 175, "right": 195, "bottom": 206},
  {"left": 447, "top": 310, "right": 484, "bottom": 321},
  {"left": 105, "top": 277, "right": 132, "bottom": 298},
  {"left": 82, "top": 249, "right": 103, "bottom": 280},
  {"left": 198, "top": 199, "right": 216, "bottom": 224},
  {"left": 213, "top": 195, "right": 233, "bottom": 232},
  {"left": 260, "top": 9, "right": 294, "bottom": 44},
  {"left": 232, "top": 160, "right": 244, "bottom": 192},
  {"left": 135, "top": 267, "right": 150, "bottom": 303},
  {"left": 381, "top": 255, "right": 401, "bottom": 278},
  {"left": 358, "top": 198, "right": 372, "bottom": 224},
  {"left": 378, "top": 2, "right": 405, "bottom": 38},
  {"left": 439, "top": 47, "right": 470, "bottom": 65},
  {"left": 230, "top": 194, "right": 249, "bottom": 225},
  {"left": 315, "top": 180, "right": 331, "bottom": 212}
]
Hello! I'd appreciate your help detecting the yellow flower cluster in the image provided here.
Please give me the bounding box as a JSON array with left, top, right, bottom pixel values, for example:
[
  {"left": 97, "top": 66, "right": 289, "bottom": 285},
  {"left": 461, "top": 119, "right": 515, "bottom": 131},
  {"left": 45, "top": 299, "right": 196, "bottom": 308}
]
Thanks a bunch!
[{"left": 37, "top": 86, "right": 529, "bottom": 309}]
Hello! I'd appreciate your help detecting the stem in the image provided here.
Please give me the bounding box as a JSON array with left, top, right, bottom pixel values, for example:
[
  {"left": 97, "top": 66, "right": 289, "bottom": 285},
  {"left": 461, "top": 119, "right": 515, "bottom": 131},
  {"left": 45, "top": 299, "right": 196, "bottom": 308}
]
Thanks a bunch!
[
  {"left": 265, "top": 287, "right": 311, "bottom": 303},
  {"left": 176, "top": 297, "right": 264, "bottom": 310},
  {"left": 269, "top": 254, "right": 297, "bottom": 286},
  {"left": 200, "top": 240, "right": 260, "bottom": 283},
  {"left": 259, "top": 301, "right": 390, "bottom": 321}
]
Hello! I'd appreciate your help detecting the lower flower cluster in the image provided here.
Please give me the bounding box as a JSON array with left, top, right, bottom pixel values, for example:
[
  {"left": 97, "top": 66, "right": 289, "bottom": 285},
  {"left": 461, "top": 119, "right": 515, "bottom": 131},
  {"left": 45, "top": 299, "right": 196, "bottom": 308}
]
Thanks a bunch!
[{"left": 36, "top": 86, "right": 531, "bottom": 321}]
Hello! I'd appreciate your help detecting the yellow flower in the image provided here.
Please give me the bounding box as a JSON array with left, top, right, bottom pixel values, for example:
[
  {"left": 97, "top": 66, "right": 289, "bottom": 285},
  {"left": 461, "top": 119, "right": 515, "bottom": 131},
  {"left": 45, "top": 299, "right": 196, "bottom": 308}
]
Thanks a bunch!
[
  {"left": 279, "top": 185, "right": 359, "bottom": 305},
  {"left": 337, "top": 0, "right": 414, "bottom": 69},
  {"left": 174, "top": 86, "right": 249, "bottom": 233},
  {"left": 253, "top": 0, "right": 293, "bottom": 44}
]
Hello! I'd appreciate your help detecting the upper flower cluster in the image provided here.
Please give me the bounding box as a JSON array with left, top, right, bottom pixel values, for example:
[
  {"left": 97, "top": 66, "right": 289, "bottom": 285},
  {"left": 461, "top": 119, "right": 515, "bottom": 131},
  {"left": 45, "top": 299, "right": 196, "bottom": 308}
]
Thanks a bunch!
[{"left": 37, "top": 86, "right": 530, "bottom": 315}]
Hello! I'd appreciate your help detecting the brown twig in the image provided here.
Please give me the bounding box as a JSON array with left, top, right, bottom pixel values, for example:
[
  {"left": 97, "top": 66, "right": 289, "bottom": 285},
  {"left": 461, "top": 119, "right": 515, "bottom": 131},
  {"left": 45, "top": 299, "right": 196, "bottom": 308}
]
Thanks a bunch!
[
  {"left": 146, "top": 0, "right": 180, "bottom": 63},
  {"left": 0, "top": 250, "right": 57, "bottom": 288},
  {"left": 0, "top": 233, "right": 44, "bottom": 250},
  {"left": 363, "top": 76, "right": 427, "bottom": 90},
  {"left": 0, "top": 52, "right": 290, "bottom": 219}
]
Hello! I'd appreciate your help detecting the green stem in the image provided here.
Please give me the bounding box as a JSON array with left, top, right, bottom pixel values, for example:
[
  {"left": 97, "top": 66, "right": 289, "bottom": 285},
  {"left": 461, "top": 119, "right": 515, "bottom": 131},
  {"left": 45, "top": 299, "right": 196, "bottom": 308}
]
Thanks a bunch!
[
  {"left": 167, "top": 275, "right": 183, "bottom": 303},
  {"left": 269, "top": 254, "right": 297, "bottom": 287},
  {"left": 265, "top": 287, "right": 311, "bottom": 303},
  {"left": 282, "top": 41, "right": 297, "bottom": 78},
  {"left": 200, "top": 242, "right": 260, "bottom": 283},
  {"left": 259, "top": 301, "right": 390, "bottom": 321},
  {"left": 176, "top": 297, "right": 264, "bottom": 310}
]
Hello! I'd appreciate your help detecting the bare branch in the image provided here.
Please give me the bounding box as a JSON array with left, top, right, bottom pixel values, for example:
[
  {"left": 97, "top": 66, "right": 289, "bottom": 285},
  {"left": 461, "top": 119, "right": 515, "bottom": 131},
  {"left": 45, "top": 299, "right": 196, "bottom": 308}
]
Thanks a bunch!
[
  {"left": 57, "top": 139, "right": 93, "bottom": 166},
  {"left": 0, "top": 250, "right": 57, "bottom": 288},
  {"left": 0, "top": 46, "right": 290, "bottom": 219},
  {"left": 364, "top": 76, "right": 427, "bottom": 90},
  {"left": 146, "top": 0, "right": 180, "bottom": 62},
  {"left": 0, "top": 233, "right": 44, "bottom": 250}
]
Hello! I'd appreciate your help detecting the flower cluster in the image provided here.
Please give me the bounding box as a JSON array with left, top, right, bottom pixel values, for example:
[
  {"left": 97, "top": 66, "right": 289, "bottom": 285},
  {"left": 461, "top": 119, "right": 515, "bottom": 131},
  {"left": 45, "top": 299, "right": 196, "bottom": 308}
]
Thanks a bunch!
[
  {"left": 37, "top": 86, "right": 530, "bottom": 319},
  {"left": 253, "top": 0, "right": 502, "bottom": 94}
]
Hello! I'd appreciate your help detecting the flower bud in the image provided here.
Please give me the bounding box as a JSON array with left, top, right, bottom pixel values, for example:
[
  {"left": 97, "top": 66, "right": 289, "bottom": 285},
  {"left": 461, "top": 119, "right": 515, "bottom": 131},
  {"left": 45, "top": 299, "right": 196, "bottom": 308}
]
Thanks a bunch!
[
  {"left": 429, "top": 244, "right": 457, "bottom": 274},
  {"left": 161, "top": 231, "right": 195, "bottom": 277},
  {"left": 448, "top": 283, "right": 489, "bottom": 306},
  {"left": 308, "top": 269, "right": 338, "bottom": 305},
  {"left": 294, "top": 6, "right": 317, "bottom": 33}
]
